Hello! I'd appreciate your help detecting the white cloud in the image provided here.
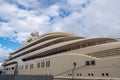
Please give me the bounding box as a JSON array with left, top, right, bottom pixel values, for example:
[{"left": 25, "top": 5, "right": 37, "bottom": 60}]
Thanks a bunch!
[
  {"left": 80, "top": 0, "right": 120, "bottom": 37},
  {"left": 52, "top": 0, "right": 120, "bottom": 38},
  {"left": 52, "top": 12, "right": 87, "bottom": 37},
  {"left": 0, "top": 24, "right": 15, "bottom": 38},
  {"left": 0, "top": 0, "right": 120, "bottom": 44},
  {"left": 0, "top": 1, "right": 17, "bottom": 18},
  {"left": 0, "top": 44, "right": 14, "bottom": 64},
  {"left": 44, "top": 4, "right": 60, "bottom": 16},
  {"left": 0, "top": 0, "right": 52, "bottom": 43}
]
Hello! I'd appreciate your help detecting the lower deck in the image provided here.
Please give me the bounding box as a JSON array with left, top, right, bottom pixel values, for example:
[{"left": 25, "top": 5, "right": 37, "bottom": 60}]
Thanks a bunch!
[{"left": 3, "top": 53, "right": 120, "bottom": 80}]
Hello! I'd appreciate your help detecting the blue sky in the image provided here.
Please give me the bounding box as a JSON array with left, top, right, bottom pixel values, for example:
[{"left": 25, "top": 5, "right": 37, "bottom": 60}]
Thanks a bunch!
[
  {"left": 0, "top": 0, "right": 120, "bottom": 66},
  {"left": 0, "top": 38, "right": 20, "bottom": 50}
]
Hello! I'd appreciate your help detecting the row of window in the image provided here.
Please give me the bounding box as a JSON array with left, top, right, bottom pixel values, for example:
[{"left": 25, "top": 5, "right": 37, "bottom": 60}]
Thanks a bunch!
[
  {"left": 20, "top": 61, "right": 50, "bottom": 70},
  {"left": 5, "top": 61, "right": 50, "bottom": 71},
  {"left": 86, "top": 60, "right": 96, "bottom": 66},
  {"left": 5, "top": 67, "right": 14, "bottom": 70},
  {"left": 68, "top": 73, "right": 109, "bottom": 77},
  {"left": 68, "top": 73, "right": 94, "bottom": 76}
]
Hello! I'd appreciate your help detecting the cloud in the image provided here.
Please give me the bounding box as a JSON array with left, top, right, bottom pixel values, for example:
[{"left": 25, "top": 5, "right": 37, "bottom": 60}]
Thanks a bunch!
[
  {"left": 52, "top": 0, "right": 120, "bottom": 38},
  {"left": 44, "top": 5, "right": 60, "bottom": 16},
  {"left": 0, "top": 0, "right": 53, "bottom": 43},
  {"left": 0, "top": 0, "right": 120, "bottom": 44},
  {"left": 0, "top": 44, "right": 14, "bottom": 64},
  {"left": 80, "top": 0, "right": 120, "bottom": 37},
  {"left": 0, "top": 24, "right": 15, "bottom": 38}
]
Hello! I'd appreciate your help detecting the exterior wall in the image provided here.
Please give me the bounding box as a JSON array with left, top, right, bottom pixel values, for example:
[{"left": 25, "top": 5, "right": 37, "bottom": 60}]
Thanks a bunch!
[{"left": 5, "top": 53, "right": 120, "bottom": 79}]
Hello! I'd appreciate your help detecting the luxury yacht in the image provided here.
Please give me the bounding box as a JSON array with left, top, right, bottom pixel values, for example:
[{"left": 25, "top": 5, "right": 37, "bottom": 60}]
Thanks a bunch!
[{"left": 2, "top": 32, "right": 120, "bottom": 80}]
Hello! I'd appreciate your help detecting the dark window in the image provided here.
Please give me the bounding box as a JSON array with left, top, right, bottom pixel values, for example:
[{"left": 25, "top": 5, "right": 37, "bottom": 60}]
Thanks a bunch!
[
  {"left": 91, "top": 73, "right": 94, "bottom": 76},
  {"left": 25, "top": 65, "right": 28, "bottom": 69},
  {"left": 41, "top": 62, "right": 45, "bottom": 68},
  {"left": 46, "top": 61, "right": 50, "bottom": 67},
  {"left": 30, "top": 64, "right": 34, "bottom": 69},
  {"left": 88, "top": 73, "right": 90, "bottom": 76},
  {"left": 68, "top": 73, "right": 72, "bottom": 76},
  {"left": 91, "top": 60, "right": 96, "bottom": 65},
  {"left": 86, "top": 61, "right": 90, "bottom": 66},
  {"left": 37, "top": 63, "right": 40, "bottom": 68},
  {"left": 79, "top": 74, "right": 82, "bottom": 76},
  {"left": 12, "top": 67, "right": 14, "bottom": 70},
  {"left": 73, "top": 62, "right": 77, "bottom": 66},
  {"left": 106, "top": 73, "right": 109, "bottom": 76},
  {"left": 102, "top": 73, "right": 104, "bottom": 76}
]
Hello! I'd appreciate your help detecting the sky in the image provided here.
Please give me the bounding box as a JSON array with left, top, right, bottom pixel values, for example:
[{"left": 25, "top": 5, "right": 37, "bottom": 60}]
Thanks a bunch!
[{"left": 0, "top": 0, "right": 120, "bottom": 67}]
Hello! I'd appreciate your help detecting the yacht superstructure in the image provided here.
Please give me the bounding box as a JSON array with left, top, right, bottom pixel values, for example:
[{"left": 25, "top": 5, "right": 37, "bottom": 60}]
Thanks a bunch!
[{"left": 2, "top": 32, "right": 120, "bottom": 80}]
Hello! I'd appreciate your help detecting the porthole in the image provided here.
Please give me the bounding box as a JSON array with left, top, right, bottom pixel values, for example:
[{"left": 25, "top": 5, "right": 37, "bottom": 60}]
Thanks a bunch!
[
  {"left": 106, "top": 73, "right": 109, "bottom": 76},
  {"left": 79, "top": 74, "right": 82, "bottom": 76},
  {"left": 77, "top": 73, "right": 79, "bottom": 76},
  {"left": 102, "top": 73, "right": 104, "bottom": 76},
  {"left": 91, "top": 73, "right": 94, "bottom": 76},
  {"left": 88, "top": 73, "right": 90, "bottom": 76},
  {"left": 12, "top": 67, "right": 14, "bottom": 70},
  {"left": 73, "top": 62, "right": 77, "bottom": 66}
]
